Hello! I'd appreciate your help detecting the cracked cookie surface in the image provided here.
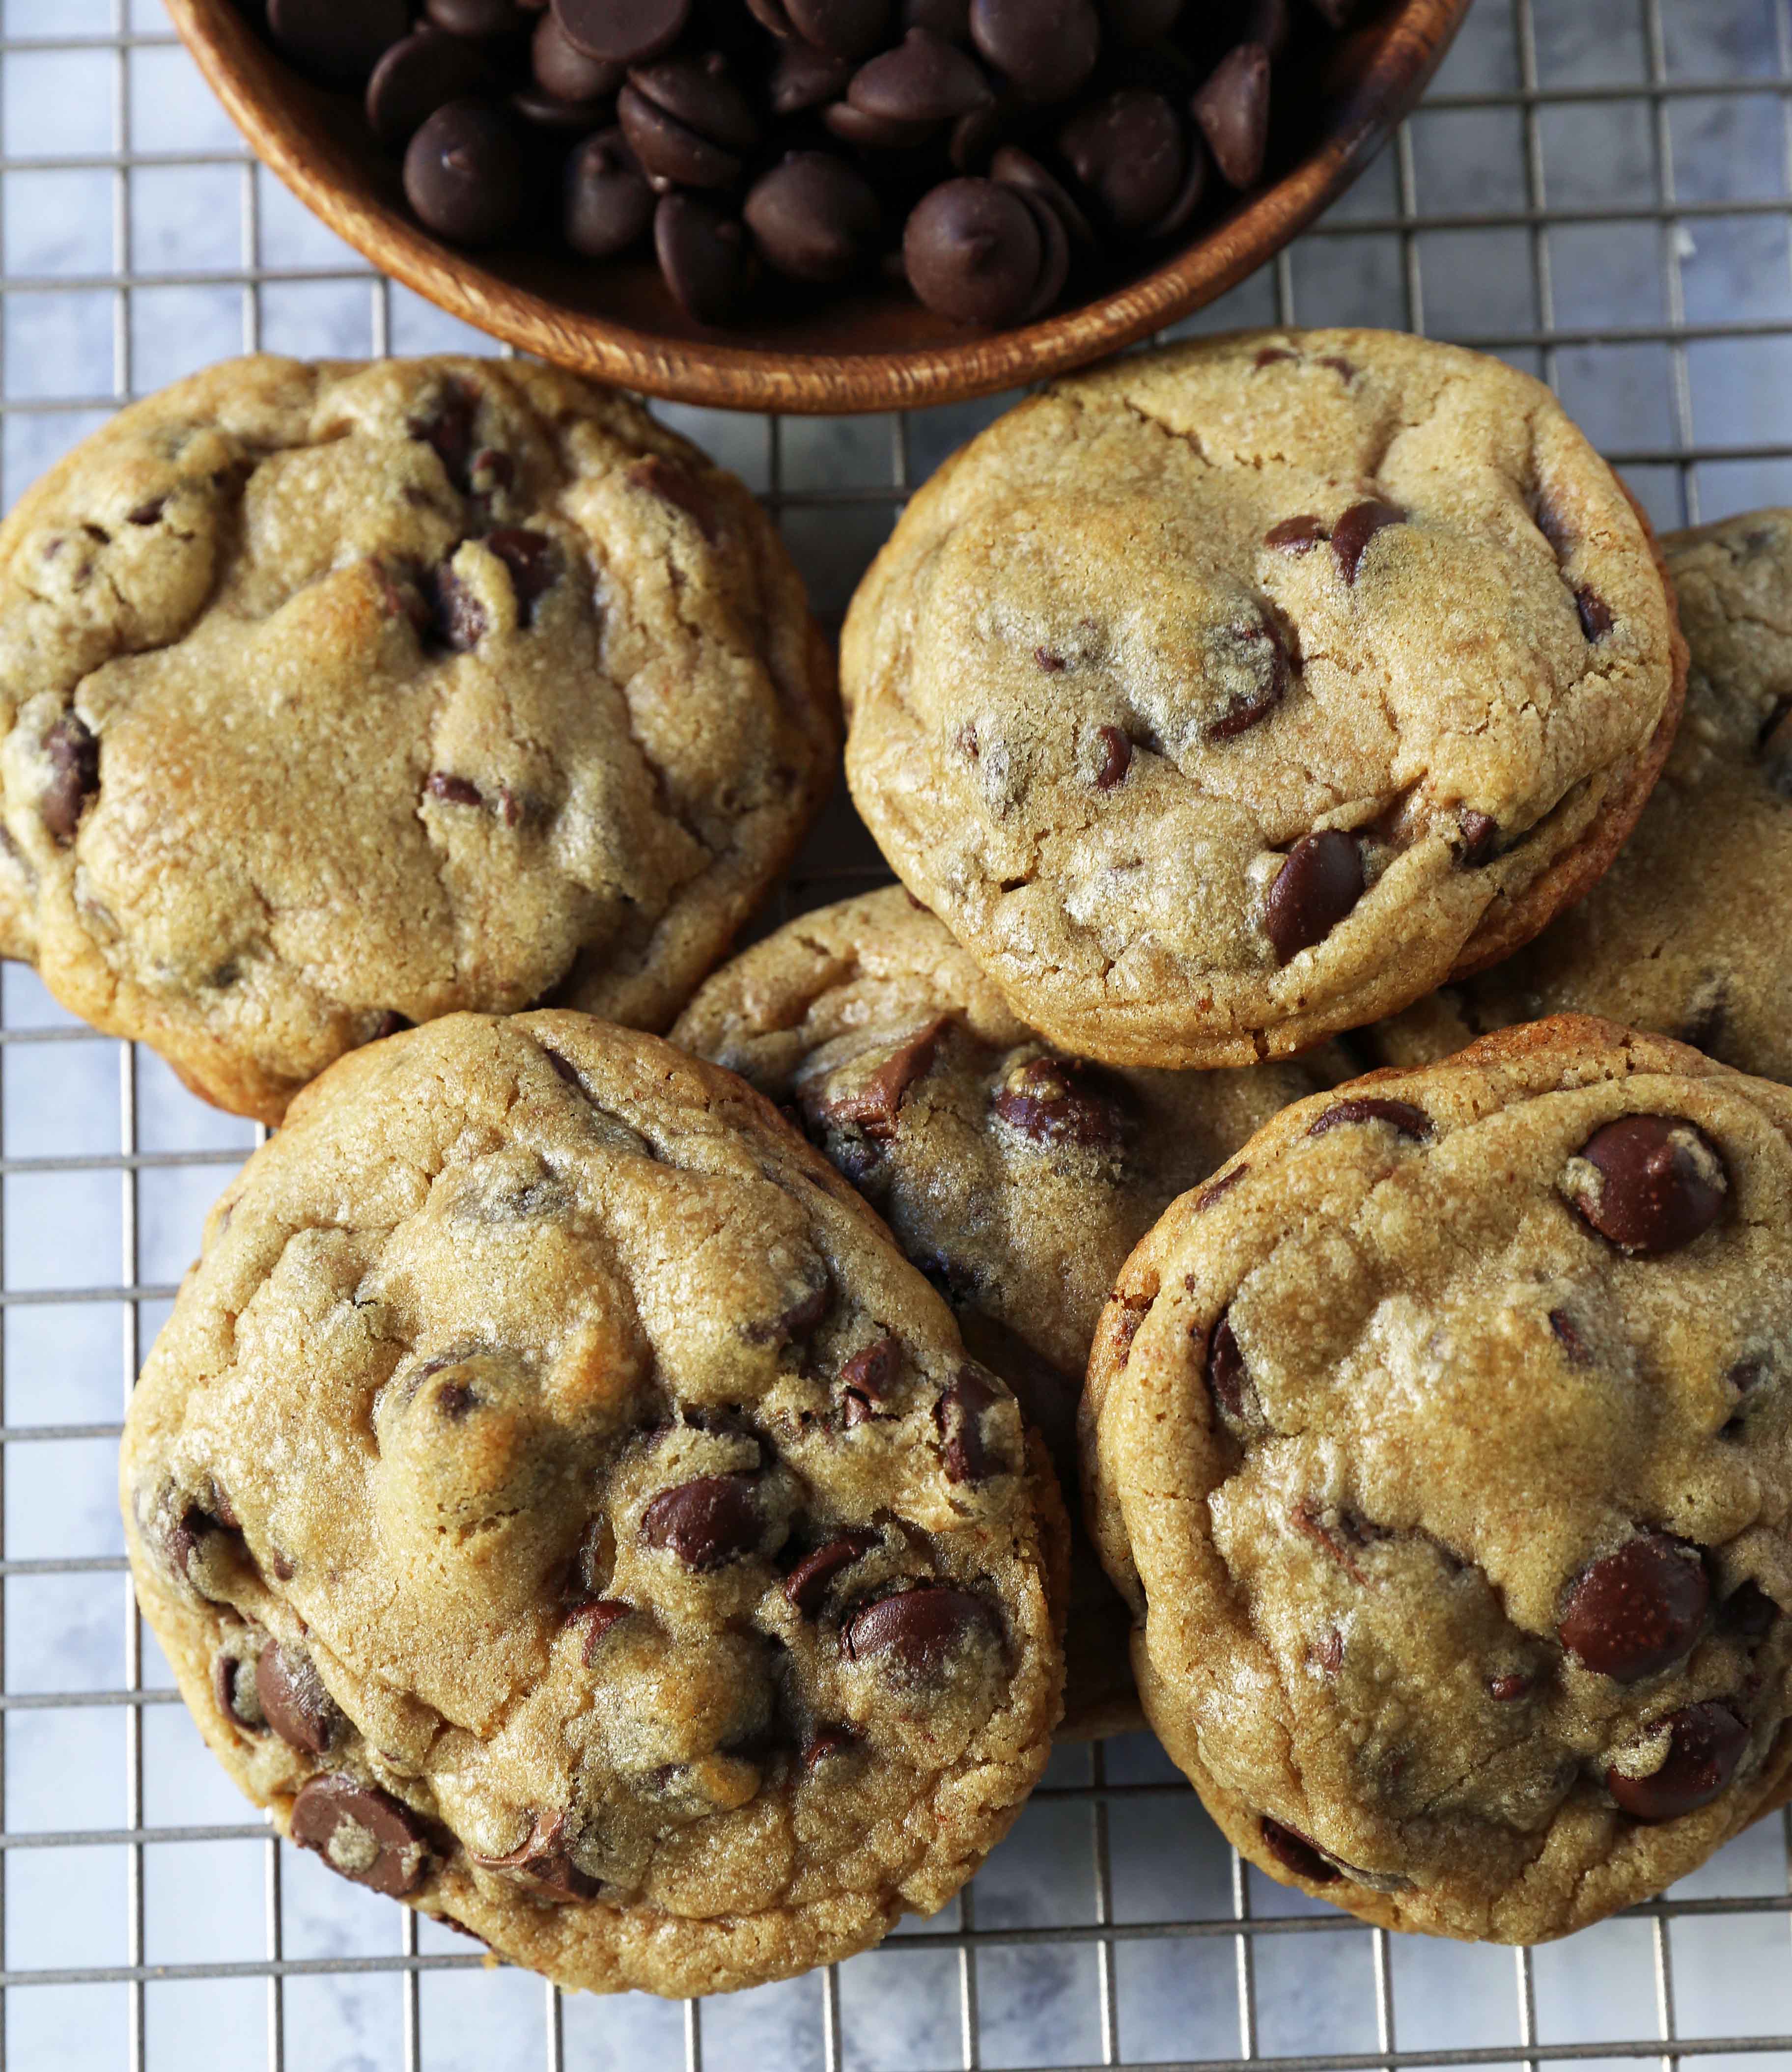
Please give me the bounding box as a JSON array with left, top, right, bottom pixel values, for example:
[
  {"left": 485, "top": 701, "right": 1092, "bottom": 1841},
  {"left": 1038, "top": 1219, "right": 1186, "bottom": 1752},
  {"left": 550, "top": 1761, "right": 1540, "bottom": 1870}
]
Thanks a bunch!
[
  {"left": 1085, "top": 1017, "right": 1792, "bottom": 1941},
  {"left": 120, "top": 1011, "right": 1063, "bottom": 1997},
  {"left": 1370, "top": 509, "right": 1792, "bottom": 1083},
  {"left": 673, "top": 885, "right": 1349, "bottom": 1737},
  {"left": 0, "top": 355, "right": 835, "bottom": 1123},
  {"left": 841, "top": 330, "right": 1683, "bottom": 1069}
]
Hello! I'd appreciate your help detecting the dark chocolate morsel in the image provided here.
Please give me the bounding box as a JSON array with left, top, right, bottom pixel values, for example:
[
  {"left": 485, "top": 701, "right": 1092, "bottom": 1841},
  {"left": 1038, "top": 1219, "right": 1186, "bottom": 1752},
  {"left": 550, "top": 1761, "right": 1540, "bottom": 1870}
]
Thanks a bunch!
[
  {"left": 1487, "top": 1672, "right": 1534, "bottom": 1702},
  {"left": 745, "top": 153, "right": 882, "bottom": 283},
  {"left": 843, "top": 1585, "right": 994, "bottom": 1671},
  {"left": 553, "top": 0, "right": 690, "bottom": 64},
  {"left": 640, "top": 1473, "right": 763, "bottom": 1569},
  {"left": 1093, "top": 725, "right": 1132, "bottom": 788},
  {"left": 289, "top": 1775, "right": 432, "bottom": 1897},
  {"left": 784, "top": 1530, "right": 878, "bottom": 1612},
  {"left": 428, "top": 0, "right": 532, "bottom": 32},
  {"left": 427, "top": 563, "right": 488, "bottom": 650},
  {"left": 1560, "top": 1533, "right": 1710, "bottom": 1682},
  {"left": 1259, "top": 1816, "right": 1340, "bottom": 1883},
  {"left": 1307, "top": 1097, "right": 1431, "bottom": 1142},
  {"left": 903, "top": 178, "right": 1042, "bottom": 327},
  {"left": 1331, "top": 498, "right": 1405, "bottom": 584},
  {"left": 1264, "top": 514, "right": 1327, "bottom": 553},
  {"left": 42, "top": 712, "right": 100, "bottom": 844},
  {"left": 214, "top": 1650, "right": 263, "bottom": 1730},
  {"left": 534, "top": 10, "right": 626, "bottom": 99},
  {"left": 367, "top": 30, "right": 494, "bottom": 150},
  {"left": 1576, "top": 586, "right": 1614, "bottom": 640},
  {"left": 409, "top": 383, "right": 478, "bottom": 491},
  {"left": 771, "top": 42, "right": 854, "bottom": 115},
  {"left": 1194, "top": 1163, "right": 1247, "bottom": 1212},
  {"left": 803, "top": 1016, "right": 948, "bottom": 1140},
  {"left": 1263, "top": 830, "right": 1364, "bottom": 963},
  {"left": 404, "top": 100, "right": 529, "bottom": 247},
  {"left": 1608, "top": 1702, "right": 1747, "bottom": 1822},
  {"left": 970, "top": 0, "right": 1098, "bottom": 104},
  {"left": 1457, "top": 809, "right": 1499, "bottom": 865},
  {"left": 802, "top": 1725, "right": 860, "bottom": 1769},
  {"left": 991, "top": 1054, "right": 1128, "bottom": 1149},
  {"left": 426, "top": 771, "right": 485, "bottom": 808},
  {"left": 485, "top": 527, "right": 559, "bottom": 619},
  {"left": 849, "top": 28, "right": 991, "bottom": 124},
  {"left": 474, "top": 1808, "right": 599, "bottom": 1902},
  {"left": 255, "top": 1643, "right": 346, "bottom": 1756},
  {"left": 990, "top": 145, "right": 1094, "bottom": 247},
  {"left": 1058, "top": 89, "right": 1186, "bottom": 236},
  {"left": 654, "top": 194, "right": 755, "bottom": 324},
  {"left": 786, "top": 0, "right": 894, "bottom": 59},
  {"left": 935, "top": 1364, "right": 1008, "bottom": 1481},
  {"left": 1565, "top": 1115, "right": 1728, "bottom": 1256},
  {"left": 572, "top": 1596, "right": 632, "bottom": 1660},
  {"left": 840, "top": 1337, "right": 902, "bottom": 1402},
  {"left": 1205, "top": 1309, "right": 1247, "bottom": 1418},
  {"left": 1191, "top": 41, "right": 1270, "bottom": 189},
  {"left": 565, "top": 129, "right": 656, "bottom": 258}
]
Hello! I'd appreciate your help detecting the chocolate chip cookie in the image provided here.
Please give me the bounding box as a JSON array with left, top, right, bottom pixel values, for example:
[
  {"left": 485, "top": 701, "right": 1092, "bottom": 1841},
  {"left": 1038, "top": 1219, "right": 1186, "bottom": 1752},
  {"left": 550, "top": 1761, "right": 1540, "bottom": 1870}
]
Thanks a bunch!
[
  {"left": 1086, "top": 1016, "right": 1792, "bottom": 1942},
  {"left": 121, "top": 1012, "right": 1064, "bottom": 1997},
  {"left": 1369, "top": 509, "right": 1792, "bottom": 1082},
  {"left": 673, "top": 885, "right": 1349, "bottom": 1737},
  {"left": 0, "top": 355, "right": 835, "bottom": 1123},
  {"left": 841, "top": 330, "right": 1685, "bottom": 1070}
]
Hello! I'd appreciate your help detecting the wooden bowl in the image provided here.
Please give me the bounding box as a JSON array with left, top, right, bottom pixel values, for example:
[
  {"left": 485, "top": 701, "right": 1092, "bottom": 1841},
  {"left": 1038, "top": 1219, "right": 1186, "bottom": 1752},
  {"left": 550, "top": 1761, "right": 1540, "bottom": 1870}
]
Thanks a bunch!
[{"left": 168, "top": 0, "right": 1469, "bottom": 414}]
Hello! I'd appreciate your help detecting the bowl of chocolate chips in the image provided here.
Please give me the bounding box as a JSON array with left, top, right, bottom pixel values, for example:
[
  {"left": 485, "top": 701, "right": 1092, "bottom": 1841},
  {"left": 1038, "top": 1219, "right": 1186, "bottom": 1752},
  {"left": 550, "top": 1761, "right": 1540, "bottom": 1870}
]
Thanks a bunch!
[{"left": 171, "top": 0, "right": 1467, "bottom": 411}]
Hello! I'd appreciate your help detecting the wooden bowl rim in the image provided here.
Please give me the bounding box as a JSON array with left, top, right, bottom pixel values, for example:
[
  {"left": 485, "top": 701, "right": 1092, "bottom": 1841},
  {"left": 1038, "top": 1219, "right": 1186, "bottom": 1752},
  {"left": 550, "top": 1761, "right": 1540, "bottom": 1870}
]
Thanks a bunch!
[{"left": 167, "top": 0, "right": 1471, "bottom": 415}]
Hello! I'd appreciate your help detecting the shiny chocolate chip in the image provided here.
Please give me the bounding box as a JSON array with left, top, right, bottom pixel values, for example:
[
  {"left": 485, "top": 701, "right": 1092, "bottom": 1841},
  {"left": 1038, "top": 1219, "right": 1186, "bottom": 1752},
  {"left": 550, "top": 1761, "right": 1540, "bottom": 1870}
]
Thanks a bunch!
[
  {"left": 1457, "top": 809, "right": 1499, "bottom": 866},
  {"left": 787, "top": 0, "right": 894, "bottom": 59},
  {"left": 746, "top": 152, "right": 881, "bottom": 282},
  {"left": 1192, "top": 40, "right": 1270, "bottom": 188},
  {"left": 802, "top": 1724, "right": 860, "bottom": 1770},
  {"left": 1259, "top": 1816, "right": 1340, "bottom": 1883},
  {"left": 214, "top": 1650, "right": 263, "bottom": 1731},
  {"left": 991, "top": 1054, "right": 1128, "bottom": 1150},
  {"left": 1560, "top": 1533, "right": 1709, "bottom": 1683},
  {"left": 404, "top": 100, "right": 529, "bottom": 247},
  {"left": 255, "top": 1643, "right": 345, "bottom": 1756},
  {"left": 426, "top": 771, "right": 485, "bottom": 808},
  {"left": 289, "top": 1775, "right": 432, "bottom": 1897},
  {"left": 42, "top": 712, "right": 99, "bottom": 844},
  {"left": 991, "top": 145, "right": 1094, "bottom": 247},
  {"left": 1487, "top": 1671, "right": 1534, "bottom": 1702},
  {"left": 1058, "top": 89, "right": 1187, "bottom": 236},
  {"left": 784, "top": 1530, "right": 878, "bottom": 1613},
  {"left": 1263, "top": 830, "right": 1364, "bottom": 963},
  {"left": 475, "top": 1808, "right": 598, "bottom": 1902},
  {"left": 806, "top": 1016, "right": 948, "bottom": 1140},
  {"left": 1264, "top": 513, "right": 1326, "bottom": 553},
  {"left": 485, "top": 527, "right": 558, "bottom": 619},
  {"left": 850, "top": 28, "right": 991, "bottom": 123},
  {"left": 1607, "top": 1702, "right": 1746, "bottom": 1822},
  {"left": 903, "top": 178, "right": 1043, "bottom": 327},
  {"left": 1331, "top": 498, "right": 1405, "bottom": 584},
  {"left": 843, "top": 1585, "right": 994, "bottom": 1671},
  {"left": 1093, "top": 725, "right": 1132, "bottom": 788},
  {"left": 1576, "top": 586, "right": 1614, "bottom": 641},
  {"left": 771, "top": 42, "right": 853, "bottom": 114},
  {"left": 655, "top": 193, "right": 754, "bottom": 323},
  {"left": 935, "top": 1365, "right": 1008, "bottom": 1482},
  {"left": 410, "top": 384, "right": 478, "bottom": 491},
  {"left": 1565, "top": 1115, "right": 1728, "bottom": 1256},
  {"left": 1194, "top": 1163, "right": 1247, "bottom": 1212},
  {"left": 426, "top": 563, "right": 487, "bottom": 649},
  {"left": 1204, "top": 1309, "right": 1248, "bottom": 1419},
  {"left": 840, "top": 1336, "right": 901, "bottom": 1402},
  {"left": 640, "top": 1473, "right": 762, "bottom": 1569},
  {"left": 367, "top": 30, "right": 493, "bottom": 149},
  {"left": 970, "top": 0, "right": 1098, "bottom": 103},
  {"left": 1307, "top": 1097, "right": 1431, "bottom": 1142},
  {"left": 565, "top": 129, "right": 655, "bottom": 257},
  {"left": 553, "top": 0, "right": 690, "bottom": 64},
  {"left": 571, "top": 1596, "right": 632, "bottom": 1661},
  {"left": 534, "top": 10, "right": 625, "bottom": 99}
]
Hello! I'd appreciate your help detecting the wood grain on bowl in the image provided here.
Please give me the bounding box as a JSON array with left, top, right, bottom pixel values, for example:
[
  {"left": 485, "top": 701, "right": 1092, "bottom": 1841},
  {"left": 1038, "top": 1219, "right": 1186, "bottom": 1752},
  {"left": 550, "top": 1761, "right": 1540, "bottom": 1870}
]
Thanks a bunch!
[{"left": 166, "top": 0, "right": 1470, "bottom": 414}]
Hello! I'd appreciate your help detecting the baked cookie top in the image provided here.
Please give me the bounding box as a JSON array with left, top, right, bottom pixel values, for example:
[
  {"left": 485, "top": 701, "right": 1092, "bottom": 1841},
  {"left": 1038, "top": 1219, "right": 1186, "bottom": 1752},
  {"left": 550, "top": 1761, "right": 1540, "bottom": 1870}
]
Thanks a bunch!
[
  {"left": 673, "top": 885, "right": 1346, "bottom": 1735},
  {"left": 841, "top": 330, "right": 1682, "bottom": 1068},
  {"left": 1371, "top": 510, "right": 1792, "bottom": 1081},
  {"left": 121, "top": 1012, "right": 1063, "bottom": 1999},
  {"left": 1086, "top": 1017, "right": 1792, "bottom": 1943},
  {"left": 0, "top": 355, "right": 834, "bottom": 1122}
]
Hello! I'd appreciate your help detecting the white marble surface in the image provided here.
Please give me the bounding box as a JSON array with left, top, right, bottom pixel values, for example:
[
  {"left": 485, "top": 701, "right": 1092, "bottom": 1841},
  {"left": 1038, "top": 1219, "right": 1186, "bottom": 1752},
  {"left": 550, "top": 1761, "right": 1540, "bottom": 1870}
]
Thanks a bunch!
[{"left": 0, "top": 0, "right": 1790, "bottom": 2066}]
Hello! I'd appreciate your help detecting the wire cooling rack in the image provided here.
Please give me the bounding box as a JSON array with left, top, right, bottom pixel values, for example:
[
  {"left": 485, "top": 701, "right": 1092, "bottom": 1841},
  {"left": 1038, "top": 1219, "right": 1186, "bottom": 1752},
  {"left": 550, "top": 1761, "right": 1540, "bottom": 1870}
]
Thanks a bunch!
[{"left": 1, "top": 0, "right": 1791, "bottom": 2067}]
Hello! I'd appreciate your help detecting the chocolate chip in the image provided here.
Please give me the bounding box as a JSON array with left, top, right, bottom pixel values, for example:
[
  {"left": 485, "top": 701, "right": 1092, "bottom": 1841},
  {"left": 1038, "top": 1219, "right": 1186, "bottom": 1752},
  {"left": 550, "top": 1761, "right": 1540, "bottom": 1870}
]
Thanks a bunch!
[
  {"left": 429, "top": 0, "right": 532, "bottom": 30},
  {"left": 1607, "top": 1702, "right": 1746, "bottom": 1823},
  {"left": 623, "top": 52, "right": 759, "bottom": 188},
  {"left": 474, "top": 1807, "right": 598, "bottom": 1902},
  {"left": 626, "top": 455, "right": 722, "bottom": 545},
  {"left": 1254, "top": 344, "right": 1298, "bottom": 368},
  {"left": 42, "top": 713, "right": 99, "bottom": 844},
  {"left": 640, "top": 1473, "right": 763, "bottom": 1569},
  {"left": 534, "top": 10, "right": 624, "bottom": 99},
  {"left": 787, "top": 0, "right": 894, "bottom": 59},
  {"left": 367, "top": 30, "right": 494, "bottom": 149},
  {"left": 1093, "top": 725, "right": 1132, "bottom": 788},
  {"left": 841, "top": 1336, "right": 901, "bottom": 1401},
  {"left": 1263, "top": 830, "right": 1364, "bottom": 963},
  {"left": 1194, "top": 1162, "right": 1247, "bottom": 1211},
  {"left": 404, "top": 101, "right": 529, "bottom": 247},
  {"left": 843, "top": 1585, "right": 994, "bottom": 1671},
  {"left": 553, "top": 0, "right": 690, "bottom": 64},
  {"left": 935, "top": 1365, "right": 1008, "bottom": 1482},
  {"left": 1058, "top": 89, "right": 1187, "bottom": 236},
  {"left": 1258, "top": 1816, "right": 1340, "bottom": 1883},
  {"left": 849, "top": 28, "right": 991, "bottom": 124},
  {"left": 1487, "top": 1672, "right": 1534, "bottom": 1702},
  {"left": 784, "top": 1530, "right": 878, "bottom": 1612},
  {"left": 289, "top": 1775, "right": 432, "bottom": 1898},
  {"left": 162, "top": 1502, "right": 239, "bottom": 1596},
  {"left": 485, "top": 527, "right": 559, "bottom": 619},
  {"left": 991, "top": 1054, "right": 1129, "bottom": 1149},
  {"left": 565, "top": 129, "right": 655, "bottom": 258},
  {"left": 1264, "top": 514, "right": 1327, "bottom": 553},
  {"left": 214, "top": 1651, "right": 263, "bottom": 1730},
  {"left": 571, "top": 1596, "right": 632, "bottom": 1660},
  {"left": 803, "top": 1724, "right": 860, "bottom": 1770},
  {"left": 991, "top": 146, "right": 1095, "bottom": 247},
  {"left": 127, "top": 495, "right": 168, "bottom": 526},
  {"left": 1576, "top": 586, "right": 1614, "bottom": 641},
  {"left": 1548, "top": 1309, "right": 1593, "bottom": 1365},
  {"left": 1204, "top": 1309, "right": 1247, "bottom": 1418},
  {"left": 1719, "top": 1581, "right": 1780, "bottom": 1641},
  {"left": 771, "top": 42, "right": 854, "bottom": 114},
  {"left": 1306, "top": 1097, "right": 1431, "bottom": 1142},
  {"left": 1565, "top": 1115, "right": 1728, "bottom": 1256},
  {"left": 426, "top": 563, "right": 487, "bottom": 649},
  {"left": 746, "top": 152, "right": 882, "bottom": 282},
  {"left": 903, "top": 178, "right": 1044, "bottom": 327},
  {"left": 409, "top": 384, "right": 478, "bottom": 491},
  {"left": 1559, "top": 1533, "right": 1710, "bottom": 1682},
  {"left": 1192, "top": 40, "right": 1269, "bottom": 188},
  {"left": 970, "top": 0, "right": 1098, "bottom": 103},
  {"left": 805, "top": 1016, "right": 948, "bottom": 1140},
  {"left": 267, "top": 0, "right": 409, "bottom": 83},
  {"left": 1331, "top": 498, "right": 1405, "bottom": 584},
  {"left": 654, "top": 193, "right": 754, "bottom": 323},
  {"left": 1457, "top": 809, "right": 1499, "bottom": 866},
  {"left": 426, "top": 771, "right": 485, "bottom": 808},
  {"left": 255, "top": 1643, "right": 345, "bottom": 1756}
]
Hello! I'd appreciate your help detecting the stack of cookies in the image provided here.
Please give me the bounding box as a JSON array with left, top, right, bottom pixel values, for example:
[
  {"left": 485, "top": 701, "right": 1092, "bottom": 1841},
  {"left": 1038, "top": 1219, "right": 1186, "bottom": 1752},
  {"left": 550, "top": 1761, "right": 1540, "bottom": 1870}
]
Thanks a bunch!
[{"left": 0, "top": 331, "right": 1772, "bottom": 1993}]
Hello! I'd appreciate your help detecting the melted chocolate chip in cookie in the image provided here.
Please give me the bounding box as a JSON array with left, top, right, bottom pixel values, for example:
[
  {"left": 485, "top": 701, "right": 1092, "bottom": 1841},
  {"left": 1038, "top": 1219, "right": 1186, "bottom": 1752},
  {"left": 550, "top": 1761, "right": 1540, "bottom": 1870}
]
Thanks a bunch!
[
  {"left": 1565, "top": 1116, "right": 1728, "bottom": 1255},
  {"left": 641, "top": 1473, "right": 765, "bottom": 1569},
  {"left": 1264, "top": 831, "right": 1364, "bottom": 963},
  {"left": 1559, "top": 1534, "right": 1709, "bottom": 1682},
  {"left": 290, "top": 1774, "right": 433, "bottom": 1897},
  {"left": 1607, "top": 1701, "right": 1746, "bottom": 1822}
]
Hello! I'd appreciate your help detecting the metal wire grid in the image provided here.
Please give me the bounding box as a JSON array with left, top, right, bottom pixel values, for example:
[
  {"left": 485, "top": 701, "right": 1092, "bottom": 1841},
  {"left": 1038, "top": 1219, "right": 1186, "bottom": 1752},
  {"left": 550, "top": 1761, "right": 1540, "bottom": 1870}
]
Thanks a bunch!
[{"left": 0, "top": 0, "right": 1788, "bottom": 2067}]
